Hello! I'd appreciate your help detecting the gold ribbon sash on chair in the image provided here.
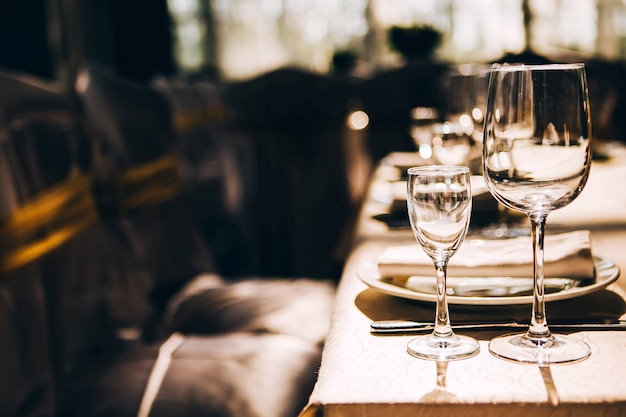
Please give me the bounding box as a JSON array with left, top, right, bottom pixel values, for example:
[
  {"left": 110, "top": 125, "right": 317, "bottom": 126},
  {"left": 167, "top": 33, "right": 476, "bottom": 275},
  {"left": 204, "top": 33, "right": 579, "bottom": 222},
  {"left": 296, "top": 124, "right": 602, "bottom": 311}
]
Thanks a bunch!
[
  {"left": 0, "top": 174, "right": 98, "bottom": 273},
  {"left": 106, "top": 154, "right": 184, "bottom": 212},
  {"left": 172, "top": 104, "right": 228, "bottom": 136}
]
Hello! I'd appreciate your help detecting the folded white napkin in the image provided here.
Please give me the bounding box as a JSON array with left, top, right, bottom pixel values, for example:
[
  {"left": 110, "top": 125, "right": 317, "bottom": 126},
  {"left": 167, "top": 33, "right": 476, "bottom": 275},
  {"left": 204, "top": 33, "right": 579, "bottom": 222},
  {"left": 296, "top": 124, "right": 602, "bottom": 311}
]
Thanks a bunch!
[{"left": 377, "top": 230, "right": 595, "bottom": 280}]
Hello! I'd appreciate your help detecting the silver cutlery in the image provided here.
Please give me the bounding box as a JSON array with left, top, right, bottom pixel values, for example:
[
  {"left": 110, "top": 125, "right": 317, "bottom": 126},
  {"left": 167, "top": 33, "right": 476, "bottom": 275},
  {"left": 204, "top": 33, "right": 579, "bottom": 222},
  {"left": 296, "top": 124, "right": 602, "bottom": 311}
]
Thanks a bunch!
[{"left": 371, "top": 319, "right": 626, "bottom": 334}]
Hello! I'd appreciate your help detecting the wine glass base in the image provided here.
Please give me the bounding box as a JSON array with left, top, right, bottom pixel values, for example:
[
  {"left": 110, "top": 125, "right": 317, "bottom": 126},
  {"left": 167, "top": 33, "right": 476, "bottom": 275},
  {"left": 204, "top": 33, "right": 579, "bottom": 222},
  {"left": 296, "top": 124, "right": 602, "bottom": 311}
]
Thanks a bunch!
[
  {"left": 488, "top": 333, "right": 591, "bottom": 365},
  {"left": 407, "top": 333, "right": 480, "bottom": 361}
]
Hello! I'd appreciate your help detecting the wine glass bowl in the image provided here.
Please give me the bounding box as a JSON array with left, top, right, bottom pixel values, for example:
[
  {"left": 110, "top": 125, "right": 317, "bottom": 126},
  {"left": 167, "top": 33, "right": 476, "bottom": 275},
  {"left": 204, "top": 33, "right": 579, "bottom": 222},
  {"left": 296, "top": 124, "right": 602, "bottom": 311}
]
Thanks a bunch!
[
  {"left": 483, "top": 63, "right": 592, "bottom": 364},
  {"left": 486, "top": 141, "right": 590, "bottom": 213},
  {"left": 406, "top": 165, "right": 479, "bottom": 360}
]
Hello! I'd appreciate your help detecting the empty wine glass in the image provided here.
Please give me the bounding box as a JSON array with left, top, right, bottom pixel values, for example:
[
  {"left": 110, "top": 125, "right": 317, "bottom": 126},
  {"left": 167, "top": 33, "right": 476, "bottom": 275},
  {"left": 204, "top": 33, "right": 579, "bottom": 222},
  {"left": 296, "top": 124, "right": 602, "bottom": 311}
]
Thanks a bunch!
[
  {"left": 482, "top": 63, "right": 592, "bottom": 364},
  {"left": 406, "top": 165, "right": 479, "bottom": 360},
  {"left": 431, "top": 122, "right": 473, "bottom": 166},
  {"left": 442, "top": 64, "right": 491, "bottom": 143}
]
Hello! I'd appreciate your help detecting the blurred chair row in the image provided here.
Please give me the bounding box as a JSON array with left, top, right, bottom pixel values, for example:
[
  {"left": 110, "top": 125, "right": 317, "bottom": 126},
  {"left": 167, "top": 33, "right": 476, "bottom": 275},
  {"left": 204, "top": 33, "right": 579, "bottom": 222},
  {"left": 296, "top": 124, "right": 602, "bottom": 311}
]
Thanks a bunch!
[{"left": 0, "top": 66, "right": 339, "bottom": 417}]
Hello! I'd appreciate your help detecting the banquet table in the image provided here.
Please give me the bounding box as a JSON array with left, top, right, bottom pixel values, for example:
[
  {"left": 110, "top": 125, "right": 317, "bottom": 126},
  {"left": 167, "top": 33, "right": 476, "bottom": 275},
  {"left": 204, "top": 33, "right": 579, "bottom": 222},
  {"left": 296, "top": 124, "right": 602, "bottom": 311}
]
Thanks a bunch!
[{"left": 300, "top": 145, "right": 626, "bottom": 417}]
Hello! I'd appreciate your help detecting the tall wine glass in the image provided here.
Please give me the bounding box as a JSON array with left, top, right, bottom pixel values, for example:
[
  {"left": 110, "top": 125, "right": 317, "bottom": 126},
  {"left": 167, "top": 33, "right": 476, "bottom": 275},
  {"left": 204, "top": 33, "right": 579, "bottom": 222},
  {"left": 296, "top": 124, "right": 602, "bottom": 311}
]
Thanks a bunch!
[
  {"left": 406, "top": 166, "right": 479, "bottom": 360},
  {"left": 482, "top": 63, "right": 592, "bottom": 364}
]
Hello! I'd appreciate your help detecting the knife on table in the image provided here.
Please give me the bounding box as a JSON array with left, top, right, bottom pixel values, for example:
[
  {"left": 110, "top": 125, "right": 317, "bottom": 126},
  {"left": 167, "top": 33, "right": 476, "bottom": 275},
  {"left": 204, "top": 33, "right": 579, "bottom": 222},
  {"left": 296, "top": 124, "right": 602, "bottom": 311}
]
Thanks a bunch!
[{"left": 370, "top": 319, "right": 626, "bottom": 334}]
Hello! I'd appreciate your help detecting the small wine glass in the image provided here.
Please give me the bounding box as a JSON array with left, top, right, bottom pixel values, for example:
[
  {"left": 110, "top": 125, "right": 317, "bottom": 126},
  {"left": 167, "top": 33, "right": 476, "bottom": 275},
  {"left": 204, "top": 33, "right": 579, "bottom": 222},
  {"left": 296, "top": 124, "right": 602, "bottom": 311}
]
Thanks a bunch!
[
  {"left": 406, "top": 165, "right": 479, "bottom": 360},
  {"left": 482, "top": 63, "right": 592, "bottom": 364}
]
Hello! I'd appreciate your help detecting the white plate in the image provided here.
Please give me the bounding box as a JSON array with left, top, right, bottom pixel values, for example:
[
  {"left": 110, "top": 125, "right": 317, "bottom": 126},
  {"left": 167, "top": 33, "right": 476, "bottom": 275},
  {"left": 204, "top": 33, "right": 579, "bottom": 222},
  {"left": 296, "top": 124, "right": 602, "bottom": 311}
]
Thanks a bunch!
[{"left": 357, "top": 257, "right": 620, "bottom": 306}]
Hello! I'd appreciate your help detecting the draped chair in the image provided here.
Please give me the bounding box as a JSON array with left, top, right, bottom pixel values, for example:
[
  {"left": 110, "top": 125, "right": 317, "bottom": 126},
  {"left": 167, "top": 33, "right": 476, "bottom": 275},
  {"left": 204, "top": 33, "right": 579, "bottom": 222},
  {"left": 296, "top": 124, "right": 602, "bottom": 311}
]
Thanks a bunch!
[
  {"left": 0, "top": 102, "right": 57, "bottom": 416},
  {"left": 151, "top": 75, "right": 255, "bottom": 276},
  {"left": 0, "top": 70, "right": 150, "bottom": 417},
  {"left": 73, "top": 66, "right": 217, "bottom": 322},
  {"left": 224, "top": 67, "right": 359, "bottom": 279}
]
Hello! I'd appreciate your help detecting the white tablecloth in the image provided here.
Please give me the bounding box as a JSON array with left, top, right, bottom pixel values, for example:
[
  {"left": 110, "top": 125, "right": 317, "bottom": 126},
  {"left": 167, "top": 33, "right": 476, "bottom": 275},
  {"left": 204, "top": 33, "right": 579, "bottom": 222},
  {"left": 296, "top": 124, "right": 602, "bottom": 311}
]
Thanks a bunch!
[{"left": 300, "top": 150, "right": 626, "bottom": 417}]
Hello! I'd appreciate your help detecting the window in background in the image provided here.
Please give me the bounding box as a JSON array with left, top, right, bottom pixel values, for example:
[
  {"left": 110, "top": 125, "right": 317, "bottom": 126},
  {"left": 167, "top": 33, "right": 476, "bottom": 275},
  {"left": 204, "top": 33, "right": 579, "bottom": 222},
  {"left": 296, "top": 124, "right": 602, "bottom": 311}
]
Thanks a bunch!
[
  {"left": 169, "top": 0, "right": 626, "bottom": 80},
  {"left": 592, "top": 0, "right": 626, "bottom": 59},
  {"left": 367, "top": 0, "right": 451, "bottom": 67},
  {"left": 530, "top": 0, "right": 597, "bottom": 57},
  {"left": 207, "top": 0, "right": 369, "bottom": 80},
  {"left": 369, "top": 0, "right": 526, "bottom": 64},
  {"left": 447, "top": 0, "right": 526, "bottom": 61},
  {"left": 168, "top": 0, "right": 217, "bottom": 75}
]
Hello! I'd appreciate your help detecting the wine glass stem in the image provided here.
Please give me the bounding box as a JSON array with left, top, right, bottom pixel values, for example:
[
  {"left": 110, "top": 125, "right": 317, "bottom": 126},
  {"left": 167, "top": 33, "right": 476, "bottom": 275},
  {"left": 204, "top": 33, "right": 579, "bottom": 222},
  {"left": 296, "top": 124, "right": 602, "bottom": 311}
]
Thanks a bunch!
[
  {"left": 434, "top": 260, "right": 453, "bottom": 338},
  {"left": 528, "top": 213, "right": 551, "bottom": 340}
]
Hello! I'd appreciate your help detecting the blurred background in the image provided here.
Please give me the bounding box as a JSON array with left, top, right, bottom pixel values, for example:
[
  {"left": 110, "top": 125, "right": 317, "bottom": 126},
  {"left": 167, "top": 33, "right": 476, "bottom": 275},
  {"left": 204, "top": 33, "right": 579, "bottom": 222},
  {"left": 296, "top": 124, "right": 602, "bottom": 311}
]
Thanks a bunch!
[
  {"left": 2, "top": 0, "right": 624, "bottom": 281},
  {"left": 3, "top": 0, "right": 626, "bottom": 83}
]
